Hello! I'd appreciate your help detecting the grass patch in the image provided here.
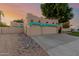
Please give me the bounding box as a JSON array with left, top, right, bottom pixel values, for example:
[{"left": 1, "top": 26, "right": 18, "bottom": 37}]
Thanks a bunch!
[{"left": 67, "top": 32, "right": 79, "bottom": 37}]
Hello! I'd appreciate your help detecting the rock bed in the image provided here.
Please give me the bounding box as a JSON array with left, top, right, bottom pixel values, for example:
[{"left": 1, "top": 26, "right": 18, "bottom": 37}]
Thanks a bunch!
[{"left": 16, "top": 34, "right": 48, "bottom": 56}]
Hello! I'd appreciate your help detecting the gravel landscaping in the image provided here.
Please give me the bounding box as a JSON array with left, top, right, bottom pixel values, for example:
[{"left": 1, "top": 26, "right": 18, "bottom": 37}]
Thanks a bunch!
[{"left": 14, "top": 34, "right": 48, "bottom": 56}]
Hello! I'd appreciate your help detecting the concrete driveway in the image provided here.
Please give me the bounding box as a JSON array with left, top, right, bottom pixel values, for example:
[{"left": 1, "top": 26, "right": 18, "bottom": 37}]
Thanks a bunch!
[{"left": 32, "top": 33, "right": 79, "bottom": 56}]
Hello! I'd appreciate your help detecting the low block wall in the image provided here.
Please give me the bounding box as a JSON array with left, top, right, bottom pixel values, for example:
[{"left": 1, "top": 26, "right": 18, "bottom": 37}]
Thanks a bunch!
[
  {"left": 26, "top": 25, "right": 57, "bottom": 36},
  {"left": 42, "top": 27, "right": 57, "bottom": 35},
  {"left": 26, "top": 26, "right": 41, "bottom": 36},
  {"left": 0, "top": 27, "right": 23, "bottom": 34}
]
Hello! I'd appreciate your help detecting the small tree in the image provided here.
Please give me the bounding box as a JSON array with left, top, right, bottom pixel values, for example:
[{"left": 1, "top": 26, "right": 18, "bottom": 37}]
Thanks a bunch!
[{"left": 41, "top": 3, "right": 73, "bottom": 33}]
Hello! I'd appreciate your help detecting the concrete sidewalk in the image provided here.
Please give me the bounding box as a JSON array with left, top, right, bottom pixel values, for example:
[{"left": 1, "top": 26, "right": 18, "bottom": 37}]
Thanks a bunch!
[{"left": 32, "top": 33, "right": 79, "bottom": 56}]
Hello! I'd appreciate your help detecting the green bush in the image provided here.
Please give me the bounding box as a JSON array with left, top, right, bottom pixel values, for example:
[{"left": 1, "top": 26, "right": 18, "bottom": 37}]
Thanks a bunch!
[{"left": 13, "top": 20, "right": 23, "bottom": 23}]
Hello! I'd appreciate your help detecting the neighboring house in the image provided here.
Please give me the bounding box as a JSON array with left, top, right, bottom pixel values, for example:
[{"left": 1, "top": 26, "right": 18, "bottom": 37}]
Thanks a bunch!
[
  {"left": 10, "top": 20, "right": 24, "bottom": 33},
  {"left": 11, "top": 20, "right": 23, "bottom": 28}
]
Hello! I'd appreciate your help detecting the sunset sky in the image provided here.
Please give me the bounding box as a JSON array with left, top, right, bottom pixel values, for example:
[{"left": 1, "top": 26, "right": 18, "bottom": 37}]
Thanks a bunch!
[{"left": 0, "top": 3, "right": 79, "bottom": 27}]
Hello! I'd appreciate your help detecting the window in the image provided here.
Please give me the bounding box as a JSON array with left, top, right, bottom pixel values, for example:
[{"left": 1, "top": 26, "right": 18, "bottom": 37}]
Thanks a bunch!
[
  {"left": 52, "top": 22, "right": 54, "bottom": 24},
  {"left": 31, "top": 20, "right": 33, "bottom": 22},
  {"left": 38, "top": 20, "right": 41, "bottom": 23},
  {"left": 46, "top": 22, "right": 48, "bottom": 23}
]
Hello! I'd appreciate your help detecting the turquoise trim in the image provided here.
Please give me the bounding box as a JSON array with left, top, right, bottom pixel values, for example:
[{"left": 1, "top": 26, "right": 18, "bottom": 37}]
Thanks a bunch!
[{"left": 28, "top": 22, "right": 61, "bottom": 27}]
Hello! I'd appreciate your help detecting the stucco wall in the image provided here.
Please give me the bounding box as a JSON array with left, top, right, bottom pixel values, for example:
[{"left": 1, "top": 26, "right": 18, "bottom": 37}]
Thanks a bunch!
[
  {"left": 26, "top": 26, "right": 57, "bottom": 36},
  {"left": 26, "top": 26, "right": 41, "bottom": 36},
  {"left": 42, "top": 27, "right": 57, "bottom": 35}
]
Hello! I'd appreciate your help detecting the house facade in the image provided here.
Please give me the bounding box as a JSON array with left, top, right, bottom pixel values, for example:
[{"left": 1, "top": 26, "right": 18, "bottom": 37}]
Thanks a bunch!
[{"left": 23, "top": 13, "right": 59, "bottom": 36}]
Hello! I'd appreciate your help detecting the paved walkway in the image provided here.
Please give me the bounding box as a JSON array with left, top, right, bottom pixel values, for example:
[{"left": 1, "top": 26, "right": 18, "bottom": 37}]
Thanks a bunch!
[{"left": 32, "top": 33, "right": 79, "bottom": 56}]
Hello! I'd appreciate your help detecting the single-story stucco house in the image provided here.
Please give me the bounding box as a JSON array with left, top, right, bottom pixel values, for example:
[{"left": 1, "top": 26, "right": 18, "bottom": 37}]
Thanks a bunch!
[{"left": 23, "top": 13, "right": 60, "bottom": 36}]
